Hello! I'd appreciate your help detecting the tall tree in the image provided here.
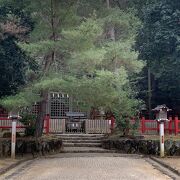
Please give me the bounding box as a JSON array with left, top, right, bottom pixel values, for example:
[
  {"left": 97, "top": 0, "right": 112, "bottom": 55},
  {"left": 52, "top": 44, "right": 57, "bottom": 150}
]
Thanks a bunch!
[
  {"left": 20, "top": 0, "right": 79, "bottom": 137},
  {"left": 135, "top": 0, "right": 180, "bottom": 115}
]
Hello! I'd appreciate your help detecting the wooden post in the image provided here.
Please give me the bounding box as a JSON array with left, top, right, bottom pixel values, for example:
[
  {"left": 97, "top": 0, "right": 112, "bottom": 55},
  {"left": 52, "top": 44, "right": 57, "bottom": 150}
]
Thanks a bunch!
[
  {"left": 168, "top": 116, "right": 172, "bottom": 134},
  {"left": 46, "top": 114, "right": 50, "bottom": 134},
  {"left": 175, "top": 116, "right": 179, "bottom": 135},
  {"left": 141, "top": 117, "right": 145, "bottom": 133},
  {"left": 62, "top": 119, "right": 66, "bottom": 134},
  {"left": 85, "top": 120, "right": 89, "bottom": 134}
]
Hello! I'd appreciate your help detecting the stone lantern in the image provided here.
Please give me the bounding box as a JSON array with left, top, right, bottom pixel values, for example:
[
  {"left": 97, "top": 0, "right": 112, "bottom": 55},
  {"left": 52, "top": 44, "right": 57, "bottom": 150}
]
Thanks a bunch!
[
  {"left": 8, "top": 111, "right": 20, "bottom": 120},
  {"left": 152, "top": 104, "right": 171, "bottom": 157}
]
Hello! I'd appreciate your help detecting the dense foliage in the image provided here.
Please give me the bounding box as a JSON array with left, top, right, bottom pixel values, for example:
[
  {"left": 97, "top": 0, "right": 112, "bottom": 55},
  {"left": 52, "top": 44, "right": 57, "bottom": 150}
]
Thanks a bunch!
[
  {"left": 0, "top": 37, "right": 26, "bottom": 97},
  {"left": 135, "top": 0, "right": 180, "bottom": 114},
  {"left": 0, "top": 2, "right": 36, "bottom": 98},
  {"left": 20, "top": 113, "right": 36, "bottom": 136}
]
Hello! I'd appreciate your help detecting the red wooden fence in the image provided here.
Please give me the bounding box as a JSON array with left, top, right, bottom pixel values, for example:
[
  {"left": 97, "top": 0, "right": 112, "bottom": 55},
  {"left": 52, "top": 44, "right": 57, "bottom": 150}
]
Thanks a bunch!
[
  {"left": 174, "top": 116, "right": 180, "bottom": 135},
  {"left": 0, "top": 114, "right": 25, "bottom": 130},
  {"left": 0, "top": 114, "right": 50, "bottom": 134},
  {"left": 0, "top": 113, "right": 180, "bottom": 135},
  {"left": 140, "top": 116, "right": 180, "bottom": 135}
]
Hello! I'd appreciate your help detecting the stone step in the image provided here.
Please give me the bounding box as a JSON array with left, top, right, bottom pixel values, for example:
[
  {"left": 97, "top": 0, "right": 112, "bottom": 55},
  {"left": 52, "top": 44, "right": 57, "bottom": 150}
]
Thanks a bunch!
[
  {"left": 59, "top": 137, "right": 105, "bottom": 140},
  {"left": 63, "top": 142, "right": 102, "bottom": 147},
  {"left": 56, "top": 134, "right": 105, "bottom": 138},
  {"left": 62, "top": 147, "right": 116, "bottom": 153},
  {"left": 57, "top": 136, "right": 105, "bottom": 140},
  {"left": 63, "top": 139, "right": 102, "bottom": 143}
]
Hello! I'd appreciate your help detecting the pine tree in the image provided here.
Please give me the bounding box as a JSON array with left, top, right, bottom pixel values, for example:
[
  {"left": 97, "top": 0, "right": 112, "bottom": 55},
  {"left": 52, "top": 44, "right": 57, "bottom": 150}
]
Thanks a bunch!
[{"left": 1, "top": 0, "right": 144, "bottom": 136}]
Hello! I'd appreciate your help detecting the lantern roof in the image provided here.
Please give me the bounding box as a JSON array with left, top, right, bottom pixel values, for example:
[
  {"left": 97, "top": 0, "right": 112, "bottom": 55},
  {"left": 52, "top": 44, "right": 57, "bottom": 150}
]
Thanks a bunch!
[{"left": 152, "top": 104, "right": 171, "bottom": 112}]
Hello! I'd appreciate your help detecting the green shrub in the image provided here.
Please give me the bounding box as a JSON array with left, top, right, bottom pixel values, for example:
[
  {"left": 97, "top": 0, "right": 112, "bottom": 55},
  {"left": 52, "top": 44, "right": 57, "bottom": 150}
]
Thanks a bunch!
[{"left": 20, "top": 113, "right": 36, "bottom": 136}]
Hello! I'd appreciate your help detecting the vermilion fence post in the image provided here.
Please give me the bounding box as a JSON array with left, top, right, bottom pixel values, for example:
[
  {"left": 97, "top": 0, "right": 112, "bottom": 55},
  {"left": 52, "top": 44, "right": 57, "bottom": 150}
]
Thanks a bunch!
[
  {"left": 168, "top": 116, "right": 172, "bottom": 134},
  {"left": 175, "top": 116, "right": 179, "bottom": 136},
  {"left": 141, "top": 117, "right": 145, "bottom": 133},
  {"left": 45, "top": 114, "right": 50, "bottom": 134}
]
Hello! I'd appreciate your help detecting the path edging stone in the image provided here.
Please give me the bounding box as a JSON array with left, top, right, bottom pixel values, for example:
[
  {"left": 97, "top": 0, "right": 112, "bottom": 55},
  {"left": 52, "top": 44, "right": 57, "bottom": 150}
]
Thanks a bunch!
[
  {"left": 0, "top": 157, "right": 34, "bottom": 176},
  {"left": 150, "top": 156, "right": 180, "bottom": 176}
]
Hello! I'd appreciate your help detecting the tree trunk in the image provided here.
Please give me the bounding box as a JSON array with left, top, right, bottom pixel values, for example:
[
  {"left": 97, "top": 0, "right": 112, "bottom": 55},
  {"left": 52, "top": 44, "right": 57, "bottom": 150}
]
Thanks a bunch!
[
  {"left": 106, "top": 0, "right": 116, "bottom": 72},
  {"left": 35, "top": 0, "right": 58, "bottom": 138},
  {"left": 148, "top": 67, "right": 152, "bottom": 119},
  {"left": 106, "top": 0, "right": 115, "bottom": 41},
  {"left": 35, "top": 91, "right": 48, "bottom": 138},
  {"left": 108, "top": 26, "right": 115, "bottom": 41},
  {"left": 106, "top": 0, "right": 115, "bottom": 40}
]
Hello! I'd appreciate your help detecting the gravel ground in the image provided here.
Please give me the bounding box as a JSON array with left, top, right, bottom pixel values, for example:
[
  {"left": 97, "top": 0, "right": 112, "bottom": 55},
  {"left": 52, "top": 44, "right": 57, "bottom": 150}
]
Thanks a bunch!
[{"left": 1, "top": 155, "right": 171, "bottom": 180}]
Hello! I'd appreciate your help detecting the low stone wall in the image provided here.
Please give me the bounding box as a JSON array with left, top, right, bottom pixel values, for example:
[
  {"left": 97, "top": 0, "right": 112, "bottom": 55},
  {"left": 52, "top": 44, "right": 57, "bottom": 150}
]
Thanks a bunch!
[
  {"left": 0, "top": 137, "right": 63, "bottom": 158},
  {"left": 102, "top": 138, "right": 180, "bottom": 156}
]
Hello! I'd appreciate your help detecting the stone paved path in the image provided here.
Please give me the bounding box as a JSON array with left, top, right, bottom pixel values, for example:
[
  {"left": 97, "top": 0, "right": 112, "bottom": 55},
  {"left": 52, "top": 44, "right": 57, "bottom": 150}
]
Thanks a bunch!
[{"left": 1, "top": 154, "right": 171, "bottom": 180}]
